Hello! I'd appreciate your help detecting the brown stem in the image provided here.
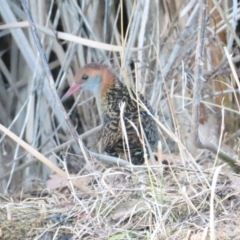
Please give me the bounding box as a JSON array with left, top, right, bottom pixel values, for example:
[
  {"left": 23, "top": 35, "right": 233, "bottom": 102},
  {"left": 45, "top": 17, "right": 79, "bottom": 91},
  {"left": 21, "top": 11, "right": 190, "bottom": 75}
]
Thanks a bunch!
[{"left": 191, "top": 0, "right": 240, "bottom": 174}]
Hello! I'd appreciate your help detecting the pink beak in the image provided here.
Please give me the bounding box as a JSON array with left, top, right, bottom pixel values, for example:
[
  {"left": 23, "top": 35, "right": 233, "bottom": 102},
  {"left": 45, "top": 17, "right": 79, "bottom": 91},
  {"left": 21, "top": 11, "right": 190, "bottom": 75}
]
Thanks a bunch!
[{"left": 61, "top": 82, "right": 81, "bottom": 102}]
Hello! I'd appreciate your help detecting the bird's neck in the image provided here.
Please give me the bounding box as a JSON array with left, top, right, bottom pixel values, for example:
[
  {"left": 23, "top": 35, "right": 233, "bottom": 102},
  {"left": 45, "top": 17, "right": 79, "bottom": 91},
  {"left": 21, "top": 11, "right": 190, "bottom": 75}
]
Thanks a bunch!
[
  {"left": 92, "top": 86, "right": 115, "bottom": 122},
  {"left": 93, "top": 77, "right": 121, "bottom": 120},
  {"left": 100, "top": 81, "right": 127, "bottom": 116}
]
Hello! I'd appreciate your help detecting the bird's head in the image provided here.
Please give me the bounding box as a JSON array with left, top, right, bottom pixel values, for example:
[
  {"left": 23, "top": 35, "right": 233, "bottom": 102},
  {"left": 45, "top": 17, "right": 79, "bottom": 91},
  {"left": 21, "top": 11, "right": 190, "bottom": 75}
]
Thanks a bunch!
[{"left": 61, "top": 63, "right": 117, "bottom": 102}]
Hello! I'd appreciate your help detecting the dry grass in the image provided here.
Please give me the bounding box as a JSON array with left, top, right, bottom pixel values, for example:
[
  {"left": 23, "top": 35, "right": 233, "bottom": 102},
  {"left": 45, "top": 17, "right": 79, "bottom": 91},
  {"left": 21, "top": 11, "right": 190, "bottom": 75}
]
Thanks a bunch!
[{"left": 1, "top": 0, "right": 240, "bottom": 239}]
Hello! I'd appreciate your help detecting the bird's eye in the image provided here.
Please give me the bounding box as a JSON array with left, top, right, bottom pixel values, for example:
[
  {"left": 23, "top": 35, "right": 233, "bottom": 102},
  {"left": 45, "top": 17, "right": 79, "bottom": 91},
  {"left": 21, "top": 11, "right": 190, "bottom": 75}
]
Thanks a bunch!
[{"left": 82, "top": 74, "right": 89, "bottom": 80}]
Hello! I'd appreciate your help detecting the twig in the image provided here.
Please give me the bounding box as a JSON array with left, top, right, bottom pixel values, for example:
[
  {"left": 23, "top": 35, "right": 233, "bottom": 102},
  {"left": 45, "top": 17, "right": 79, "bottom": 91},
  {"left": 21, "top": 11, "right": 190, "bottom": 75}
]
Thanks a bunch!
[{"left": 191, "top": 0, "right": 240, "bottom": 174}]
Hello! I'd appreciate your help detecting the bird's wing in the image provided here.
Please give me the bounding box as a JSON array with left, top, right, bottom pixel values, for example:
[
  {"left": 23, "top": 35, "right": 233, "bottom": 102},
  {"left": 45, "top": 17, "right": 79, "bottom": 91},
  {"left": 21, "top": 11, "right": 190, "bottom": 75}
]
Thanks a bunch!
[
  {"left": 102, "top": 110, "right": 156, "bottom": 155},
  {"left": 101, "top": 116, "right": 123, "bottom": 156}
]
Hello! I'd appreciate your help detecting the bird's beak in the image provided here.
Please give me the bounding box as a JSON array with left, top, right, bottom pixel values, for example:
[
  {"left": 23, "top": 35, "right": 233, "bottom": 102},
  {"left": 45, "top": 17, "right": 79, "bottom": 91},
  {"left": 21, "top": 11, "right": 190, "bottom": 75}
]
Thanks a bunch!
[{"left": 61, "top": 82, "right": 81, "bottom": 102}]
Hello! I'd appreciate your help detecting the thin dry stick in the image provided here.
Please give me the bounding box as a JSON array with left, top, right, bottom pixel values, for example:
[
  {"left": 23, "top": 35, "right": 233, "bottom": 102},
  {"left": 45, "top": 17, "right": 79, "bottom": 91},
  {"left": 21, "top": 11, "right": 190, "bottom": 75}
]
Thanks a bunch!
[
  {"left": 209, "top": 165, "right": 223, "bottom": 239},
  {"left": 0, "top": 125, "right": 130, "bottom": 182},
  {"left": 191, "top": 0, "right": 240, "bottom": 174},
  {"left": 0, "top": 21, "right": 151, "bottom": 52},
  {"left": 0, "top": 125, "right": 102, "bottom": 182},
  {"left": 0, "top": 124, "right": 89, "bottom": 192}
]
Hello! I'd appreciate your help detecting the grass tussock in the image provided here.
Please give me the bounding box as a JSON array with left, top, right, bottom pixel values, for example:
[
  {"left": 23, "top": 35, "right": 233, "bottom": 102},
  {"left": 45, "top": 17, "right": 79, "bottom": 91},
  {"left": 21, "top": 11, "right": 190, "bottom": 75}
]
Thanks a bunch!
[{"left": 1, "top": 0, "right": 240, "bottom": 239}]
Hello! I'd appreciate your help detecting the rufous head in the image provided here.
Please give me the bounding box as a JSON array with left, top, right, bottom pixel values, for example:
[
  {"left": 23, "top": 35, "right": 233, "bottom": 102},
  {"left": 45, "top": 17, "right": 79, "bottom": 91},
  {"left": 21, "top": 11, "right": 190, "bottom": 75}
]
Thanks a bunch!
[{"left": 61, "top": 63, "right": 117, "bottom": 102}]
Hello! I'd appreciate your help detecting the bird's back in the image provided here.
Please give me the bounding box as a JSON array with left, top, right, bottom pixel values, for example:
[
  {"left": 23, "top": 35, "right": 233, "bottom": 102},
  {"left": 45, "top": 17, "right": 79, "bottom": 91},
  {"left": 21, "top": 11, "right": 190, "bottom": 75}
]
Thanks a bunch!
[{"left": 101, "top": 81, "right": 159, "bottom": 165}]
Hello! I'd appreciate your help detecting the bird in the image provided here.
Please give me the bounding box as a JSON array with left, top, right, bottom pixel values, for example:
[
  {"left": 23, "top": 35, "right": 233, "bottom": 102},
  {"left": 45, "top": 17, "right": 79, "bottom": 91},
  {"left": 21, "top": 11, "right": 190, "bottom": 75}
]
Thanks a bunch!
[{"left": 62, "top": 63, "right": 159, "bottom": 165}]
